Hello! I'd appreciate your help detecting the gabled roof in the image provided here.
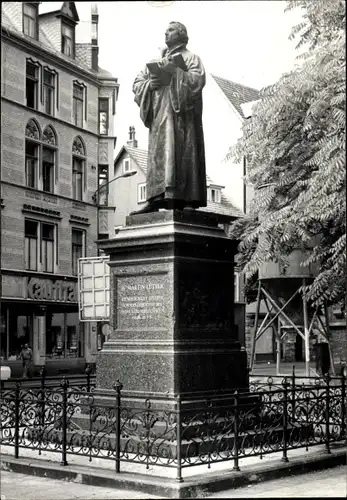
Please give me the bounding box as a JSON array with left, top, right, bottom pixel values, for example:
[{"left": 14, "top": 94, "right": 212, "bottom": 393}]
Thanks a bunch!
[
  {"left": 1, "top": 5, "right": 96, "bottom": 75},
  {"left": 114, "top": 146, "right": 148, "bottom": 173},
  {"left": 39, "top": 2, "right": 79, "bottom": 23},
  {"left": 114, "top": 146, "right": 244, "bottom": 219},
  {"left": 211, "top": 74, "right": 259, "bottom": 119}
]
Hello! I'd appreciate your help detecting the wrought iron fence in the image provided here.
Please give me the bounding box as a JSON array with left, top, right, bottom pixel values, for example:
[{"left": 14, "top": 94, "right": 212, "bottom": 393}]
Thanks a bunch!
[
  {"left": 2, "top": 365, "right": 96, "bottom": 393},
  {"left": 250, "top": 366, "right": 345, "bottom": 393},
  {"left": 1, "top": 374, "right": 346, "bottom": 481}
]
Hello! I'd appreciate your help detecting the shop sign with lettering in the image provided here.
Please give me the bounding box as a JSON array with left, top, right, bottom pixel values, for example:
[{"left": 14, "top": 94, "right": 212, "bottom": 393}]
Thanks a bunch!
[{"left": 27, "top": 278, "right": 77, "bottom": 302}]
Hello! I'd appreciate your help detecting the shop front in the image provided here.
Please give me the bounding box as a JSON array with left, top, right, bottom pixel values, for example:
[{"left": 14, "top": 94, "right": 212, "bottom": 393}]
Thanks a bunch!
[{"left": 1, "top": 273, "right": 97, "bottom": 376}]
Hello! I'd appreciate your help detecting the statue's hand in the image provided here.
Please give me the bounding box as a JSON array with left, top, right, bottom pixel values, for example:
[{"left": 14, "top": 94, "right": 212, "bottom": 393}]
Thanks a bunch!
[
  {"left": 149, "top": 75, "right": 161, "bottom": 90},
  {"left": 158, "top": 56, "right": 176, "bottom": 74}
]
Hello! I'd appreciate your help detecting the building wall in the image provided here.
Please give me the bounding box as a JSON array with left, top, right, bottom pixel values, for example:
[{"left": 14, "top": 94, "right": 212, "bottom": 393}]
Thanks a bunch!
[
  {"left": 2, "top": 38, "right": 100, "bottom": 136},
  {"left": 1, "top": 3, "right": 117, "bottom": 373},
  {"left": 1, "top": 99, "right": 98, "bottom": 201},
  {"left": 111, "top": 152, "right": 146, "bottom": 228},
  {"left": 1, "top": 183, "right": 97, "bottom": 274},
  {"left": 202, "top": 74, "right": 245, "bottom": 212}
]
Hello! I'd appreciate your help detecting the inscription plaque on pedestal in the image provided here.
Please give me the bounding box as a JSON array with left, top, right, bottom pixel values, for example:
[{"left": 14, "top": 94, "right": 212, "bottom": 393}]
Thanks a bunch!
[{"left": 115, "top": 273, "right": 169, "bottom": 329}]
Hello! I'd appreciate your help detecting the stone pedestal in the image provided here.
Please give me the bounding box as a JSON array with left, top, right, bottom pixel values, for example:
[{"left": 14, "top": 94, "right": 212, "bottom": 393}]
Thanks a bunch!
[{"left": 96, "top": 210, "right": 249, "bottom": 401}]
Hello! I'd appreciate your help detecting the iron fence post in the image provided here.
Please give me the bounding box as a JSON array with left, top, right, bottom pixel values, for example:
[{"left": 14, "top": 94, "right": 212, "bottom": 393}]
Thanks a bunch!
[
  {"left": 114, "top": 379, "right": 123, "bottom": 473},
  {"left": 14, "top": 382, "right": 20, "bottom": 459},
  {"left": 176, "top": 395, "right": 183, "bottom": 482},
  {"left": 233, "top": 390, "right": 240, "bottom": 471},
  {"left": 291, "top": 365, "right": 296, "bottom": 422},
  {"left": 282, "top": 378, "right": 289, "bottom": 462},
  {"left": 341, "top": 370, "right": 346, "bottom": 441},
  {"left": 85, "top": 364, "right": 92, "bottom": 393},
  {"left": 39, "top": 366, "right": 46, "bottom": 454},
  {"left": 325, "top": 373, "right": 331, "bottom": 454},
  {"left": 60, "top": 377, "right": 69, "bottom": 466}
]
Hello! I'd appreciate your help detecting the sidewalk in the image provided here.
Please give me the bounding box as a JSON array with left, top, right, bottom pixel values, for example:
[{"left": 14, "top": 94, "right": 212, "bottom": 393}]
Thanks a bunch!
[{"left": 1, "top": 442, "right": 346, "bottom": 498}]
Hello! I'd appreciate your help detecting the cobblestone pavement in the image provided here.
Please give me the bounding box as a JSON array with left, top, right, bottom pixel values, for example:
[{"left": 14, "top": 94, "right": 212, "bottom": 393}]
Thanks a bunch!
[
  {"left": 0, "top": 466, "right": 346, "bottom": 499},
  {"left": 210, "top": 466, "right": 347, "bottom": 498},
  {"left": 0, "top": 471, "right": 160, "bottom": 500}
]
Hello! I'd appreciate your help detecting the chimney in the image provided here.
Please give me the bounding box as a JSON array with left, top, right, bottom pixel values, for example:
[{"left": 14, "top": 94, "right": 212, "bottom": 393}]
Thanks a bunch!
[
  {"left": 127, "top": 126, "right": 138, "bottom": 148},
  {"left": 91, "top": 4, "right": 99, "bottom": 71}
]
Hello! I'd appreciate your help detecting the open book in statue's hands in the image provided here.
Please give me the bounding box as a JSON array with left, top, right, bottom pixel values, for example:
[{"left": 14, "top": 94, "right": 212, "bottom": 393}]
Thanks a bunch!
[{"left": 146, "top": 53, "right": 187, "bottom": 86}]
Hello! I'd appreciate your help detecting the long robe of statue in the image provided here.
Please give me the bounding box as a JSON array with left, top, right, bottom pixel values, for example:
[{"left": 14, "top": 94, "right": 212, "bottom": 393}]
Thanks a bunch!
[{"left": 133, "top": 41, "right": 207, "bottom": 208}]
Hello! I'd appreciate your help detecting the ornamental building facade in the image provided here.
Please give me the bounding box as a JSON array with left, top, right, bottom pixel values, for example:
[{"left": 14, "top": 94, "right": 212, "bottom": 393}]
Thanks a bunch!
[{"left": 1, "top": 2, "right": 118, "bottom": 375}]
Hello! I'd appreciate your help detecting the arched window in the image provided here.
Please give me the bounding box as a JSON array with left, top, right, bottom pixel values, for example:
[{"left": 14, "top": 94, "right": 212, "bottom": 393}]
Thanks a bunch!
[
  {"left": 72, "top": 136, "right": 86, "bottom": 201},
  {"left": 25, "top": 120, "right": 58, "bottom": 193},
  {"left": 25, "top": 119, "right": 41, "bottom": 188},
  {"left": 42, "top": 126, "right": 57, "bottom": 193}
]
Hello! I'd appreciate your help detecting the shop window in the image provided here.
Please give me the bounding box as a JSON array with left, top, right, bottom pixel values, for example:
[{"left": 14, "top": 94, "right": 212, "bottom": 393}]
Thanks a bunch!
[
  {"left": 0, "top": 312, "right": 7, "bottom": 360},
  {"left": 46, "top": 311, "right": 84, "bottom": 359},
  {"left": 1, "top": 306, "right": 32, "bottom": 360},
  {"left": 43, "top": 68, "right": 56, "bottom": 115},
  {"left": 23, "top": 3, "right": 38, "bottom": 39},
  {"left": 99, "top": 98, "right": 109, "bottom": 135},
  {"left": 62, "top": 23, "right": 74, "bottom": 57},
  {"left": 72, "top": 229, "right": 85, "bottom": 275},
  {"left": 25, "top": 219, "right": 38, "bottom": 271},
  {"left": 26, "top": 60, "right": 39, "bottom": 109},
  {"left": 72, "top": 137, "right": 86, "bottom": 200}
]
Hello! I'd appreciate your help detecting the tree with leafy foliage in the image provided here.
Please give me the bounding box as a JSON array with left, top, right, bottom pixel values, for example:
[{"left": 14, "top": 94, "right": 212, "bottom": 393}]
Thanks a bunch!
[{"left": 229, "top": 0, "right": 346, "bottom": 308}]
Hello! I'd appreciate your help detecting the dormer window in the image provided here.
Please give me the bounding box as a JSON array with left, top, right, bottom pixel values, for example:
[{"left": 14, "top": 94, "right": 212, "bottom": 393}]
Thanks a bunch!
[
  {"left": 62, "top": 23, "right": 74, "bottom": 56},
  {"left": 208, "top": 187, "right": 221, "bottom": 203},
  {"left": 23, "top": 3, "right": 38, "bottom": 39}
]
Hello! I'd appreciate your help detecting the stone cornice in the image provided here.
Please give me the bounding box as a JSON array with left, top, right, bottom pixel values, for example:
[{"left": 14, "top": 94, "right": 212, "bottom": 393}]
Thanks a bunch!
[
  {"left": 1, "top": 26, "right": 102, "bottom": 86},
  {"left": 1, "top": 96, "right": 115, "bottom": 142}
]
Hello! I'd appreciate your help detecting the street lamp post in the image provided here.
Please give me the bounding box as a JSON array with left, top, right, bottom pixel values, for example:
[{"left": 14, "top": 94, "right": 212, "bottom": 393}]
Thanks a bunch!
[
  {"left": 92, "top": 169, "right": 137, "bottom": 255},
  {"left": 92, "top": 169, "right": 137, "bottom": 206}
]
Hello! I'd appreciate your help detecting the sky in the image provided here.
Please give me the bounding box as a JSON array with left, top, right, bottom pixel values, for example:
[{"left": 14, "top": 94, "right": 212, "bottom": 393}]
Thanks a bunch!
[{"left": 41, "top": 1, "right": 302, "bottom": 153}]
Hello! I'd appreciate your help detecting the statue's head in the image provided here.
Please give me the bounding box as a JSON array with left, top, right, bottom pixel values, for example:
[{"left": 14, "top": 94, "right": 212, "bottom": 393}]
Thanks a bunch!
[{"left": 165, "top": 21, "right": 188, "bottom": 47}]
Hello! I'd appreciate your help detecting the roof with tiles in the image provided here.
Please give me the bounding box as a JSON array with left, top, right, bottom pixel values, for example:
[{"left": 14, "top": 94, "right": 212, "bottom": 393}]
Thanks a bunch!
[
  {"left": 125, "top": 146, "right": 148, "bottom": 173},
  {"left": 211, "top": 74, "right": 260, "bottom": 118},
  {"left": 76, "top": 43, "right": 92, "bottom": 69},
  {"left": 98, "top": 67, "right": 117, "bottom": 79},
  {"left": 1, "top": 4, "right": 95, "bottom": 76},
  {"left": 117, "top": 146, "right": 244, "bottom": 219}
]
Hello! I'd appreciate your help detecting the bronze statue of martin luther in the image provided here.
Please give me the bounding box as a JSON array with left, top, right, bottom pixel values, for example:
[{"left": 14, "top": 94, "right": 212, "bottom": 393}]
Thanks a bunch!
[{"left": 131, "top": 22, "right": 207, "bottom": 214}]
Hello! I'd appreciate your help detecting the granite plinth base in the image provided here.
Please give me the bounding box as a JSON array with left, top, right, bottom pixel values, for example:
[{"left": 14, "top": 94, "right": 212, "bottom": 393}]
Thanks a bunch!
[{"left": 97, "top": 209, "right": 249, "bottom": 399}]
